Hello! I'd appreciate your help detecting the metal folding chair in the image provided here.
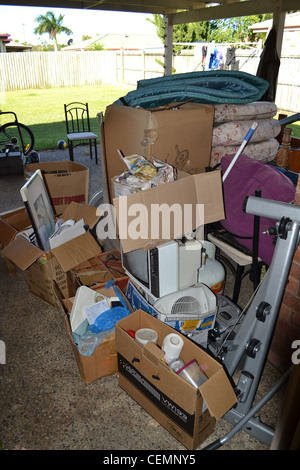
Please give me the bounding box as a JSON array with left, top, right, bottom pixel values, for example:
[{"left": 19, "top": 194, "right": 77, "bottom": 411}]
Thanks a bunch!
[{"left": 64, "top": 102, "right": 98, "bottom": 164}]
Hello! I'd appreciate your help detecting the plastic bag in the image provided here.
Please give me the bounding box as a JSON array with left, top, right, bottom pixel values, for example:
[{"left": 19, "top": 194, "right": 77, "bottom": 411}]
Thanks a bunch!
[
  {"left": 72, "top": 327, "right": 114, "bottom": 357},
  {"left": 72, "top": 281, "right": 131, "bottom": 356},
  {"left": 88, "top": 280, "right": 131, "bottom": 334}
]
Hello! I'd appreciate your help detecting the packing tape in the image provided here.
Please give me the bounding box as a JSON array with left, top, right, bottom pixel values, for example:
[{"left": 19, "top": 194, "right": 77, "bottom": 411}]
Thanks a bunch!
[
  {"left": 162, "top": 333, "right": 184, "bottom": 363},
  {"left": 135, "top": 328, "right": 158, "bottom": 346}
]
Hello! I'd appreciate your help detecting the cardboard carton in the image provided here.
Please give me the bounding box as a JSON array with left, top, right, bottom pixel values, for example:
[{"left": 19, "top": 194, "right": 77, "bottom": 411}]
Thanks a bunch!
[
  {"left": 2, "top": 202, "right": 103, "bottom": 307},
  {"left": 0, "top": 207, "right": 32, "bottom": 273},
  {"left": 99, "top": 102, "right": 223, "bottom": 253},
  {"left": 103, "top": 102, "right": 214, "bottom": 203},
  {"left": 24, "top": 161, "right": 89, "bottom": 215},
  {"left": 115, "top": 309, "right": 237, "bottom": 450},
  {"left": 61, "top": 285, "right": 133, "bottom": 383},
  {"left": 70, "top": 250, "right": 128, "bottom": 292},
  {"left": 125, "top": 280, "right": 216, "bottom": 335},
  {"left": 0, "top": 207, "right": 31, "bottom": 250}
]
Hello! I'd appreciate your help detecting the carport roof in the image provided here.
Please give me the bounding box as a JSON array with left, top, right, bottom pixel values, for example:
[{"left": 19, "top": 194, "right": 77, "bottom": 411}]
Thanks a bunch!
[{"left": 0, "top": 1, "right": 298, "bottom": 24}]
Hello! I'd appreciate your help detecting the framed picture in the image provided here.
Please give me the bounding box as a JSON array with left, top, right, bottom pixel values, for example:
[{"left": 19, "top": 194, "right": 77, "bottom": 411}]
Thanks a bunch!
[{"left": 20, "top": 169, "right": 56, "bottom": 251}]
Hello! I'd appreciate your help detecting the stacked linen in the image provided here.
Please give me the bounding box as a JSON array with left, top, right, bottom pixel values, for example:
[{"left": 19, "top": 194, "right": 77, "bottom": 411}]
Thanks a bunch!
[{"left": 210, "top": 101, "right": 281, "bottom": 167}]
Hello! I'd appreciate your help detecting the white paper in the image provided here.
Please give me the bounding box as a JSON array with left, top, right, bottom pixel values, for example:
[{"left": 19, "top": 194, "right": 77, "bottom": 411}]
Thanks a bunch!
[
  {"left": 49, "top": 218, "right": 86, "bottom": 249},
  {"left": 84, "top": 299, "right": 110, "bottom": 325}
]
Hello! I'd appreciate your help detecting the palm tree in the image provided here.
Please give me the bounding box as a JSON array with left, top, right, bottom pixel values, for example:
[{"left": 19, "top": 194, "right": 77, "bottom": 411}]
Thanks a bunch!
[{"left": 34, "top": 10, "right": 73, "bottom": 51}]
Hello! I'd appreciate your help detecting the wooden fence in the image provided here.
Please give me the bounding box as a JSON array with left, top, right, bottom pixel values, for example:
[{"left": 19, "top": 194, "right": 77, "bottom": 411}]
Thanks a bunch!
[{"left": 0, "top": 49, "right": 299, "bottom": 113}]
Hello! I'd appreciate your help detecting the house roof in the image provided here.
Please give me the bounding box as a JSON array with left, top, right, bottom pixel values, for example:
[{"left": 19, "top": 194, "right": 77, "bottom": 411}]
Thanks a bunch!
[
  {"left": 62, "top": 33, "right": 163, "bottom": 51},
  {"left": 6, "top": 41, "right": 32, "bottom": 52},
  {"left": 0, "top": 33, "right": 12, "bottom": 43},
  {"left": 250, "top": 12, "right": 300, "bottom": 33}
]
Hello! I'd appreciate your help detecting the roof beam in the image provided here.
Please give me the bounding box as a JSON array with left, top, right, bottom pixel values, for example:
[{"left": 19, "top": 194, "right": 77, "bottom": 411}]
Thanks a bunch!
[{"left": 170, "top": 0, "right": 300, "bottom": 24}]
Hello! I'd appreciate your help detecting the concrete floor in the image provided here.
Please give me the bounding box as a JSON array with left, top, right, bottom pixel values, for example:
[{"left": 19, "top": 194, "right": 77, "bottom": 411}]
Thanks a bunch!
[{"left": 0, "top": 145, "right": 286, "bottom": 451}]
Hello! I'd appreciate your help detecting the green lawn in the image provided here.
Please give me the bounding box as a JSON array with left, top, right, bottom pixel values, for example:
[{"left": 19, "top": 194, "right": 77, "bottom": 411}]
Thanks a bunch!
[
  {"left": 1, "top": 85, "right": 299, "bottom": 151},
  {"left": 0, "top": 85, "right": 134, "bottom": 150}
]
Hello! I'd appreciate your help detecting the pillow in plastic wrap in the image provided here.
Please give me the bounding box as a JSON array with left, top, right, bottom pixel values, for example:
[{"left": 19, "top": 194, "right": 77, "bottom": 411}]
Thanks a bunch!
[
  {"left": 210, "top": 138, "right": 279, "bottom": 167},
  {"left": 213, "top": 101, "right": 277, "bottom": 123},
  {"left": 212, "top": 119, "right": 281, "bottom": 147}
]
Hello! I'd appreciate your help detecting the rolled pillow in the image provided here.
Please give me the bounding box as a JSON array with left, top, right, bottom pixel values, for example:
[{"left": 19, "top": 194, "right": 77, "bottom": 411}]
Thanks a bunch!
[
  {"left": 212, "top": 118, "right": 281, "bottom": 147},
  {"left": 214, "top": 101, "right": 277, "bottom": 123},
  {"left": 210, "top": 138, "right": 279, "bottom": 167}
]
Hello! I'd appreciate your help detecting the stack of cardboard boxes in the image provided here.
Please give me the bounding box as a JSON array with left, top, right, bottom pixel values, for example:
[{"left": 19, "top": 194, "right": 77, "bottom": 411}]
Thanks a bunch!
[{"left": 0, "top": 101, "right": 237, "bottom": 450}]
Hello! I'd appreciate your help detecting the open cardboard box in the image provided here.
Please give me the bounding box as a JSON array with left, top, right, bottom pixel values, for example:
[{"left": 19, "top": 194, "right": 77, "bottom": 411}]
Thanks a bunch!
[
  {"left": 24, "top": 161, "right": 89, "bottom": 215},
  {"left": 115, "top": 309, "right": 237, "bottom": 450},
  {"left": 102, "top": 102, "right": 215, "bottom": 204},
  {"left": 61, "top": 285, "right": 133, "bottom": 383},
  {"left": 0, "top": 207, "right": 32, "bottom": 274},
  {"left": 2, "top": 202, "right": 103, "bottom": 307},
  {"left": 69, "top": 250, "right": 129, "bottom": 294},
  {"left": 99, "top": 103, "right": 223, "bottom": 253}
]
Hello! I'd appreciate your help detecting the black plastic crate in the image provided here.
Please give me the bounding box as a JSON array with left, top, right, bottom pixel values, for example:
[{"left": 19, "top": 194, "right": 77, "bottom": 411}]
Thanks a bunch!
[{"left": 0, "top": 151, "right": 24, "bottom": 175}]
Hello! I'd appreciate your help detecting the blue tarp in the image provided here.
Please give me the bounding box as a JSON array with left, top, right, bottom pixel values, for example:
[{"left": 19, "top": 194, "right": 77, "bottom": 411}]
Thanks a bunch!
[{"left": 115, "top": 70, "right": 270, "bottom": 109}]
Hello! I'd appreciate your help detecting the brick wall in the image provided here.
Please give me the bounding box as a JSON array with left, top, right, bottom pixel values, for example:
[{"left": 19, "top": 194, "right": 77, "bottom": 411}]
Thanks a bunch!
[{"left": 268, "top": 177, "right": 300, "bottom": 371}]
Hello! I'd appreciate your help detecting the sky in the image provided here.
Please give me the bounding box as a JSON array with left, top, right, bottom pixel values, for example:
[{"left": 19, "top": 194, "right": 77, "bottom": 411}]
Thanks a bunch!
[{"left": 0, "top": 5, "right": 157, "bottom": 45}]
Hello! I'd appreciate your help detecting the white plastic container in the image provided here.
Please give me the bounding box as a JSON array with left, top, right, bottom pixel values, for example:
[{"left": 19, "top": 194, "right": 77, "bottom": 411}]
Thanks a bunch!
[
  {"left": 135, "top": 328, "right": 158, "bottom": 346},
  {"left": 197, "top": 241, "right": 225, "bottom": 294}
]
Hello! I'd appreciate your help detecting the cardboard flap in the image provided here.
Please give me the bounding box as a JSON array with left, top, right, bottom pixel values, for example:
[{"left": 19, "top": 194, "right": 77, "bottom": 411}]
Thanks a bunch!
[
  {"left": 113, "top": 171, "right": 224, "bottom": 253},
  {"left": 199, "top": 368, "right": 237, "bottom": 419},
  {"left": 0, "top": 220, "right": 18, "bottom": 248},
  {"left": 1, "top": 207, "right": 31, "bottom": 231},
  {"left": 143, "top": 341, "right": 164, "bottom": 367},
  {"left": 2, "top": 235, "right": 44, "bottom": 270},
  {"left": 61, "top": 202, "right": 103, "bottom": 229},
  {"left": 194, "top": 171, "right": 225, "bottom": 225},
  {"left": 51, "top": 232, "right": 101, "bottom": 272}
]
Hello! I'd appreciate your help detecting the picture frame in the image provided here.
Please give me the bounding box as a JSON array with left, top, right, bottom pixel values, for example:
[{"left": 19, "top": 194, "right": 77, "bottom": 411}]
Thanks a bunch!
[{"left": 20, "top": 169, "right": 56, "bottom": 251}]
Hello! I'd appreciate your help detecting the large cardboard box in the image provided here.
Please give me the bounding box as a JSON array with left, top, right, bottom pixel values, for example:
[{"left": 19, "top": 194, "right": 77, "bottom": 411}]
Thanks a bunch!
[
  {"left": 115, "top": 309, "right": 237, "bottom": 450},
  {"left": 24, "top": 161, "right": 89, "bottom": 215},
  {"left": 102, "top": 102, "right": 214, "bottom": 203},
  {"left": 99, "top": 102, "right": 223, "bottom": 253},
  {"left": 61, "top": 285, "right": 133, "bottom": 383},
  {"left": 2, "top": 202, "right": 102, "bottom": 307}
]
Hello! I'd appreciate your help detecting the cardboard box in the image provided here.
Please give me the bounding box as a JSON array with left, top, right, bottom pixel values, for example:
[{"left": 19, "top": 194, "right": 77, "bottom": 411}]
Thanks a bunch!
[
  {"left": 0, "top": 207, "right": 32, "bottom": 273},
  {"left": 24, "top": 161, "right": 89, "bottom": 215},
  {"left": 103, "top": 102, "right": 214, "bottom": 203},
  {"left": 0, "top": 207, "right": 31, "bottom": 249},
  {"left": 125, "top": 280, "right": 216, "bottom": 335},
  {"left": 2, "top": 202, "right": 102, "bottom": 307},
  {"left": 115, "top": 309, "right": 237, "bottom": 450},
  {"left": 125, "top": 280, "right": 158, "bottom": 317},
  {"left": 70, "top": 250, "right": 128, "bottom": 290},
  {"left": 113, "top": 169, "right": 224, "bottom": 253},
  {"left": 62, "top": 285, "right": 132, "bottom": 383}
]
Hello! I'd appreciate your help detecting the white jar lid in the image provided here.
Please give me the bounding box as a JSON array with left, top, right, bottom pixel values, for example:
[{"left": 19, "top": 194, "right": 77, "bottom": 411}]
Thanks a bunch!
[{"left": 135, "top": 328, "right": 158, "bottom": 346}]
